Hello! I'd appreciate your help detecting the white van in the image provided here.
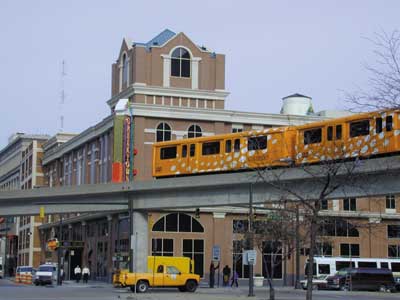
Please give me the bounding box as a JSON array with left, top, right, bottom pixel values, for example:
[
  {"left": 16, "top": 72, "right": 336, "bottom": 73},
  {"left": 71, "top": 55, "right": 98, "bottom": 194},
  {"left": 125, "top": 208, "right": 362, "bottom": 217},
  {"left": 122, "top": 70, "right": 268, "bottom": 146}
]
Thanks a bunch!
[{"left": 34, "top": 264, "right": 57, "bottom": 286}]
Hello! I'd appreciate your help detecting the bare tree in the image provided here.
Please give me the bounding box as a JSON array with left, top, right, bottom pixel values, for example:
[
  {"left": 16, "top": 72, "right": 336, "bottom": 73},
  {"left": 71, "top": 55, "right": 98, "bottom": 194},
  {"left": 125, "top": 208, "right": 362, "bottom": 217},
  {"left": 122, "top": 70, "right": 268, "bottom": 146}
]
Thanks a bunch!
[
  {"left": 250, "top": 203, "right": 306, "bottom": 300},
  {"left": 254, "top": 149, "right": 366, "bottom": 300},
  {"left": 345, "top": 30, "right": 400, "bottom": 110}
]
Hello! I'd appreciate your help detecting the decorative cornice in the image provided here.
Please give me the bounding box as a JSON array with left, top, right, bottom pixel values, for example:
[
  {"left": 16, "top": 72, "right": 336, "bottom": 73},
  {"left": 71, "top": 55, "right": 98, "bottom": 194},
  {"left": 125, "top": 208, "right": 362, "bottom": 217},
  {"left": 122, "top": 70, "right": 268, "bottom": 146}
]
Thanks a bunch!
[
  {"left": 128, "top": 103, "right": 326, "bottom": 126},
  {"left": 107, "top": 83, "right": 229, "bottom": 108}
]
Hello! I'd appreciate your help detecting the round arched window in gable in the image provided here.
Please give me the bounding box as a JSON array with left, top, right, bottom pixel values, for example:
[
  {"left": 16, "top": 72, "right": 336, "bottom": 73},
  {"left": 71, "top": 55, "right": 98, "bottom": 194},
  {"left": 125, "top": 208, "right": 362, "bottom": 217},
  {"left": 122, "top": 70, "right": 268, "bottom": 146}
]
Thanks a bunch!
[
  {"left": 188, "top": 125, "right": 202, "bottom": 138},
  {"left": 156, "top": 122, "right": 171, "bottom": 142},
  {"left": 171, "top": 47, "right": 191, "bottom": 78},
  {"left": 152, "top": 213, "right": 204, "bottom": 233}
]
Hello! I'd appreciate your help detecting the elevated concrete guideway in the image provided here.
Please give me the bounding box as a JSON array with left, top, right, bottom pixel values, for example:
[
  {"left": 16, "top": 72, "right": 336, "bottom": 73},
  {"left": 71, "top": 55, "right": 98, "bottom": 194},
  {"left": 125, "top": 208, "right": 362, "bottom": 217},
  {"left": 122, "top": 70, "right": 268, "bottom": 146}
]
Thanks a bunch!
[
  {"left": 1, "top": 156, "right": 400, "bottom": 273},
  {"left": 0, "top": 156, "right": 400, "bottom": 216}
]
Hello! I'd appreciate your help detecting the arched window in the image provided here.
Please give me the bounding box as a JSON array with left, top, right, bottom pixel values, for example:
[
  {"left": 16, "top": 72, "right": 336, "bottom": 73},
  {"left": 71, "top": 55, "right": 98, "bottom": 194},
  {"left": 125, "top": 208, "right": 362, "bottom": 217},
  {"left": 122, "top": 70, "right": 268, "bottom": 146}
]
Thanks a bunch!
[
  {"left": 122, "top": 53, "right": 128, "bottom": 84},
  {"left": 156, "top": 123, "right": 171, "bottom": 142},
  {"left": 188, "top": 125, "right": 202, "bottom": 138},
  {"left": 152, "top": 213, "right": 204, "bottom": 233},
  {"left": 171, "top": 47, "right": 191, "bottom": 78}
]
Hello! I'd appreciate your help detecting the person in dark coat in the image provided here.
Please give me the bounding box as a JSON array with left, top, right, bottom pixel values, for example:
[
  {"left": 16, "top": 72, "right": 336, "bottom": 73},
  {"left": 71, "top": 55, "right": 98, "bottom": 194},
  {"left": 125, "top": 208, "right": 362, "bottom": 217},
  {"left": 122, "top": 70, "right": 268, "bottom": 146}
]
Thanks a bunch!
[
  {"left": 231, "top": 270, "right": 239, "bottom": 288},
  {"left": 222, "top": 265, "right": 231, "bottom": 286},
  {"left": 209, "top": 262, "right": 219, "bottom": 288}
]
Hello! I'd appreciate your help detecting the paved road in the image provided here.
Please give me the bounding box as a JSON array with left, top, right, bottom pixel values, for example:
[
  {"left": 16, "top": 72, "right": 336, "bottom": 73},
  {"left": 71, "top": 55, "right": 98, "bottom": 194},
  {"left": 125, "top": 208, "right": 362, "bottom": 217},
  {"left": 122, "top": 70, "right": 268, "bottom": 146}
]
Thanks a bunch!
[{"left": 0, "top": 278, "right": 399, "bottom": 300}]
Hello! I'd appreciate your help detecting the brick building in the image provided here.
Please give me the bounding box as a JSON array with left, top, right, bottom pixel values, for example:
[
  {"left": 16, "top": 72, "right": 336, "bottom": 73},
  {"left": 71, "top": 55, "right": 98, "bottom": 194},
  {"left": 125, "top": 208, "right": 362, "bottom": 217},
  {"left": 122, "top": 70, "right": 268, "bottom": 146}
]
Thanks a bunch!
[
  {"left": 0, "top": 133, "right": 50, "bottom": 272},
  {"left": 34, "top": 29, "right": 400, "bottom": 283}
]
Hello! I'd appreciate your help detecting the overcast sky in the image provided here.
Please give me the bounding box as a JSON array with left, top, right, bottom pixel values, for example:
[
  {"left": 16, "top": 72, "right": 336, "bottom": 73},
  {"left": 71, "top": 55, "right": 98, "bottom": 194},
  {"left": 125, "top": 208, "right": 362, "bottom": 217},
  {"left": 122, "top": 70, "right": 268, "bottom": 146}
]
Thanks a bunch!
[{"left": 1, "top": 0, "right": 400, "bottom": 148}]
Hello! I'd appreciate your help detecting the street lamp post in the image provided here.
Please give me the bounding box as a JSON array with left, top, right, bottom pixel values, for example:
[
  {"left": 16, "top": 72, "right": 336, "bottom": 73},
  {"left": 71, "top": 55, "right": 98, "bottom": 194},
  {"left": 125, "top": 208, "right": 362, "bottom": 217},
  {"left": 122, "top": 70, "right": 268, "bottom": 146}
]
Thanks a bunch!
[
  {"left": 295, "top": 205, "right": 301, "bottom": 289},
  {"left": 57, "top": 214, "right": 62, "bottom": 285},
  {"left": 128, "top": 200, "right": 134, "bottom": 273},
  {"left": 248, "top": 183, "right": 255, "bottom": 297},
  {"left": 4, "top": 218, "right": 8, "bottom": 278}
]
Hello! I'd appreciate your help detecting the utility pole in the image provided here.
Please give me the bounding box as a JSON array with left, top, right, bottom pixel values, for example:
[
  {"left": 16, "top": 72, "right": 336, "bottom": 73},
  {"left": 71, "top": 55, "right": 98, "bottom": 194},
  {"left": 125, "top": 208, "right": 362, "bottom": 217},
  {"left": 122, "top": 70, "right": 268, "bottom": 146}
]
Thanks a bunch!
[
  {"left": 248, "top": 183, "right": 255, "bottom": 297},
  {"left": 59, "top": 60, "right": 67, "bottom": 132},
  {"left": 4, "top": 218, "right": 8, "bottom": 278},
  {"left": 57, "top": 214, "right": 62, "bottom": 285},
  {"left": 128, "top": 201, "right": 134, "bottom": 272},
  {"left": 295, "top": 205, "right": 301, "bottom": 289}
]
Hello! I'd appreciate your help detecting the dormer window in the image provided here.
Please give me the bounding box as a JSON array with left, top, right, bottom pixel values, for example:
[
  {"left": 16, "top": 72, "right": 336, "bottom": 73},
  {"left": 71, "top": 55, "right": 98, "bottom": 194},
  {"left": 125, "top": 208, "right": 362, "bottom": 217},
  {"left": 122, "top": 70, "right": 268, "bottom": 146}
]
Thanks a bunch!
[{"left": 171, "top": 47, "right": 190, "bottom": 78}]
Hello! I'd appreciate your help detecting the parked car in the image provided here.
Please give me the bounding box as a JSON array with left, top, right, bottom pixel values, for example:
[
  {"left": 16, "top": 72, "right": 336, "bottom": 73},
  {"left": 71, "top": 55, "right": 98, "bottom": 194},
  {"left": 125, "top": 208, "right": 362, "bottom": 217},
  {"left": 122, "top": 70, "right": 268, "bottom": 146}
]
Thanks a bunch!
[
  {"left": 300, "top": 275, "right": 329, "bottom": 290},
  {"left": 394, "top": 277, "right": 400, "bottom": 291},
  {"left": 327, "top": 268, "right": 395, "bottom": 292},
  {"left": 15, "top": 266, "right": 35, "bottom": 283},
  {"left": 34, "top": 264, "right": 57, "bottom": 286}
]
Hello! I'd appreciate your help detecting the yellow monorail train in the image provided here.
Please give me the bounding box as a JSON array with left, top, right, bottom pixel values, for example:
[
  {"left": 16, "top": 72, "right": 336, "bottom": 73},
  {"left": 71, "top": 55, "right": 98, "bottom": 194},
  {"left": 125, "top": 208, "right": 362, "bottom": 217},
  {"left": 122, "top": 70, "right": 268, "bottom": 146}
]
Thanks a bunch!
[{"left": 152, "top": 109, "right": 400, "bottom": 178}]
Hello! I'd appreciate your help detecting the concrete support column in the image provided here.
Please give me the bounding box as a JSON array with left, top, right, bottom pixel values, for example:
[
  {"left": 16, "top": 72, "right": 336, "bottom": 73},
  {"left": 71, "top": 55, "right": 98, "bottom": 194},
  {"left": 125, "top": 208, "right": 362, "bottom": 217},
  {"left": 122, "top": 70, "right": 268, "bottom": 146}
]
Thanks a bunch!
[
  {"left": 131, "top": 211, "right": 148, "bottom": 273},
  {"left": 81, "top": 221, "right": 87, "bottom": 267},
  {"left": 107, "top": 215, "right": 113, "bottom": 283}
]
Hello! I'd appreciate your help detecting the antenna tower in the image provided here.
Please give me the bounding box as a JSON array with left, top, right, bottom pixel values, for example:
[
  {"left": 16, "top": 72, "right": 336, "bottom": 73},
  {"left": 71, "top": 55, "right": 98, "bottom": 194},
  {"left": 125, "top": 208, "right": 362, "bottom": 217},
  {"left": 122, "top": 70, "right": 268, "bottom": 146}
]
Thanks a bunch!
[{"left": 59, "top": 60, "right": 67, "bottom": 132}]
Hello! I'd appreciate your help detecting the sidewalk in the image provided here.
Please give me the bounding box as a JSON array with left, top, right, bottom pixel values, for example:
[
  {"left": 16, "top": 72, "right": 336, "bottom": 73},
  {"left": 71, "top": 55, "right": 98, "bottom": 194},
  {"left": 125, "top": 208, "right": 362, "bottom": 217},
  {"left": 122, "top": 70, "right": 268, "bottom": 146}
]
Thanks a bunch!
[{"left": 61, "top": 280, "right": 111, "bottom": 288}]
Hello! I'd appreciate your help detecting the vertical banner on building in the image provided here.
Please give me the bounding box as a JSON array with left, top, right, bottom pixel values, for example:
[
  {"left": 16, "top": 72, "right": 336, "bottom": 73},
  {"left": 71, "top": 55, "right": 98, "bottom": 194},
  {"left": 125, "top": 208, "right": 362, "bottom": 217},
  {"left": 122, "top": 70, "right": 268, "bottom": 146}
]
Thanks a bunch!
[
  {"left": 112, "top": 100, "right": 134, "bottom": 182},
  {"left": 129, "top": 116, "right": 135, "bottom": 181},
  {"left": 123, "top": 116, "right": 131, "bottom": 182},
  {"left": 112, "top": 116, "right": 124, "bottom": 182}
]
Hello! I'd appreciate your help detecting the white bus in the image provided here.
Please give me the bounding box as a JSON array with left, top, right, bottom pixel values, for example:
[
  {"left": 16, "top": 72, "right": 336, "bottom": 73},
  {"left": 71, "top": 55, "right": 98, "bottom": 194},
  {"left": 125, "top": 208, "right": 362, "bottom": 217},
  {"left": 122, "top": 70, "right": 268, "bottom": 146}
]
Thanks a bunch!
[
  {"left": 0, "top": 256, "right": 3, "bottom": 278},
  {"left": 306, "top": 256, "right": 400, "bottom": 278}
]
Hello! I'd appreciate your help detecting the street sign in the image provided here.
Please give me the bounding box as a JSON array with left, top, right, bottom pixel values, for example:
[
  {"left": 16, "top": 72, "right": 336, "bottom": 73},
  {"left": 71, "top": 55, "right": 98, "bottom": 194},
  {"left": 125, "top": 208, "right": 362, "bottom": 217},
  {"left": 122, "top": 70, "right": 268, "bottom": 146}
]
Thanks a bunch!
[
  {"left": 39, "top": 206, "right": 45, "bottom": 219},
  {"left": 243, "top": 250, "right": 257, "bottom": 265},
  {"left": 212, "top": 245, "right": 221, "bottom": 262}
]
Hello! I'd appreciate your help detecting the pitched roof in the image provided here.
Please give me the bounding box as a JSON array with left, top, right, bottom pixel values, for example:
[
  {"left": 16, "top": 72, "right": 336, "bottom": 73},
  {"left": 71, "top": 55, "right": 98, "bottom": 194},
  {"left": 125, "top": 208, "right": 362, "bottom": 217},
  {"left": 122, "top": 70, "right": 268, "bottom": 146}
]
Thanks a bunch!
[{"left": 134, "top": 29, "right": 176, "bottom": 51}]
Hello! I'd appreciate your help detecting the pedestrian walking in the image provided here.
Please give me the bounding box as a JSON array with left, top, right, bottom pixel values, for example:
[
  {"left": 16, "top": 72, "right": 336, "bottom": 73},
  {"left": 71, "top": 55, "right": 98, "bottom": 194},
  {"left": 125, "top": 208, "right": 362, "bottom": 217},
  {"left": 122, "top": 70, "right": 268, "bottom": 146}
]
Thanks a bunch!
[
  {"left": 60, "top": 268, "right": 65, "bottom": 283},
  {"left": 74, "top": 265, "right": 82, "bottom": 283},
  {"left": 82, "top": 266, "right": 90, "bottom": 284},
  {"left": 231, "top": 270, "right": 239, "bottom": 288},
  {"left": 222, "top": 265, "right": 231, "bottom": 287},
  {"left": 209, "top": 262, "right": 219, "bottom": 288}
]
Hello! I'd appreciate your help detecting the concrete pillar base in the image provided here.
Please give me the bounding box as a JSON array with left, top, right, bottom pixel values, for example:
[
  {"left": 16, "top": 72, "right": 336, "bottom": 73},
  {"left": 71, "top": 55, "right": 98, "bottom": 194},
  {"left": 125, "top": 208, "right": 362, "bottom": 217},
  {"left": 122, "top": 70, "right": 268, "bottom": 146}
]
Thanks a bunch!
[{"left": 131, "top": 211, "right": 148, "bottom": 273}]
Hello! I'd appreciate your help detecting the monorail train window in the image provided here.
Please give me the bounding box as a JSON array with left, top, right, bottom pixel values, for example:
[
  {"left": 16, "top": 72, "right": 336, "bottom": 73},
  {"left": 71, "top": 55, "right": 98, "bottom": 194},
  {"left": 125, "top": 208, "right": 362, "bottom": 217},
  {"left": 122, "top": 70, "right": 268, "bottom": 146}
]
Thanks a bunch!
[
  {"left": 386, "top": 116, "right": 393, "bottom": 131},
  {"left": 304, "top": 128, "right": 322, "bottom": 145},
  {"left": 376, "top": 118, "right": 383, "bottom": 133},
  {"left": 234, "top": 139, "right": 240, "bottom": 152},
  {"left": 182, "top": 145, "right": 187, "bottom": 158},
  {"left": 160, "top": 146, "right": 177, "bottom": 160},
  {"left": 190, "top": 144, "right": 195, "bottom": 157},
  {"left": 381, "top": 262, "right": 389, "bottom": 268},
  {"left": 202, "top": 141, "right": 220, "bottom": 155},
  {"left": 336, "top": 125, "right": 342, "bottom": 139},
  {"left": 350, "top": 120, "right": 370, "bottom": 137},
  {"left": 327, "top": 126, "right": 333, "bottom": 141},
  {"left": 248, "top": 136, "right": 267, "bottom": 150},
  {"left": 225, "top": 140, "right": 232, "bottom": 153}
]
